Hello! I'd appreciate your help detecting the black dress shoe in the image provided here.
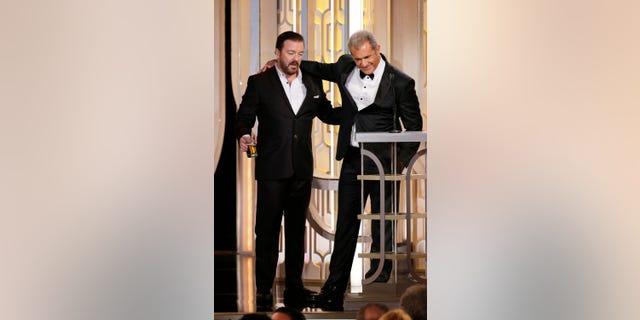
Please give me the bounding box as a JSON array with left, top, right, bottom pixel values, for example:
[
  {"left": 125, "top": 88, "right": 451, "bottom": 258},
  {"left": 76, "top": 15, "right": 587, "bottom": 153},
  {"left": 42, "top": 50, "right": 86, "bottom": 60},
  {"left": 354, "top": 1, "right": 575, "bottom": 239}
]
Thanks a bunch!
[
  {"left": 256, "top": 292, "right": 273, "bottom": 312},
  {"left": 317, "top": 286, "right": 344, "bottom": 311},
  {"left": 365, "top": 268, "right": 391, "bottom": 283},
  {"left": 365, "top": 259, "right": 392, "bottom": 283},
  {"left": 283, "top": 287, "right": 317, "bottom": 310}
]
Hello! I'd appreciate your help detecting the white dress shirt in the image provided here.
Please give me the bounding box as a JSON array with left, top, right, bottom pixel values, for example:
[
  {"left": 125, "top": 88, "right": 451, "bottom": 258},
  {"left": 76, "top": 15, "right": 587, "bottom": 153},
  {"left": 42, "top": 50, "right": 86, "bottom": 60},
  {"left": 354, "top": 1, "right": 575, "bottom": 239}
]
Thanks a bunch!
[
  {"left": 346, "top": 59, "right": 386, "bottom": 146},
  {"left": 275, "top": 65, "right": 307, "bottom": 115}
]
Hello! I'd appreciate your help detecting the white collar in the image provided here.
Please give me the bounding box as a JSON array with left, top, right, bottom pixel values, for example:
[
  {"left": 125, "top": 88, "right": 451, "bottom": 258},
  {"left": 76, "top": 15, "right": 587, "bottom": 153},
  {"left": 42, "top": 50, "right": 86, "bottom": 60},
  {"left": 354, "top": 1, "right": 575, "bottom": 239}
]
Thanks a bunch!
[{"left": 275, "top": 65, "right": 302, "bottom": 84}]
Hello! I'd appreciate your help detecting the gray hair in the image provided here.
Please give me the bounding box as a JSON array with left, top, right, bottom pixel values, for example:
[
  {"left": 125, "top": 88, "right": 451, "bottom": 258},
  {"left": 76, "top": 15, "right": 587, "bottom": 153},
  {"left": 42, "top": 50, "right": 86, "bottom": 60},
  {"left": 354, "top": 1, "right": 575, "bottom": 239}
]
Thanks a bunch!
[{"left": 347, "top": 30, "right": 379, "bottom": 50}]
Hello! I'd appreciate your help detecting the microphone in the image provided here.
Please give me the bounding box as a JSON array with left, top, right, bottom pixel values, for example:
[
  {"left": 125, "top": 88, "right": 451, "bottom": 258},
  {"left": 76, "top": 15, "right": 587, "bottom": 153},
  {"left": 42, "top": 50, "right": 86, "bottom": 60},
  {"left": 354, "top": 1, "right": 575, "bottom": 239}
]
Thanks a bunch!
[{"left": 390, "top": 106, "right": 401, "bottom": 133}]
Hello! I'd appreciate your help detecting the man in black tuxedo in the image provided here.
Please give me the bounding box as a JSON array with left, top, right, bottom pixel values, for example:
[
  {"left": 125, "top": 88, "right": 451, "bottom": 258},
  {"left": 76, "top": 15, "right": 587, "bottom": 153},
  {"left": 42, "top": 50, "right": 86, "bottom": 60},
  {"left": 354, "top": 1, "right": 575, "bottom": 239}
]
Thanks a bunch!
[
  {"left": 299, "top": 30, "right": 423, "bottom": 311},
  {"left": 235, "top": 31, "right": 342, "bottom": 312}
]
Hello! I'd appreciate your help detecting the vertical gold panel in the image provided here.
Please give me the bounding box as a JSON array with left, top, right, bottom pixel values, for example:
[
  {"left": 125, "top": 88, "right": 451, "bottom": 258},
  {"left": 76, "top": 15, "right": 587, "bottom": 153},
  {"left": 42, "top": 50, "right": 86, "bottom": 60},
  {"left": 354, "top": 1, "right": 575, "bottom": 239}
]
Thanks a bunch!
[
  {"left": 214, "top": 0, "right": 225, "bottom": 171},
  {"left": 278, "top": 0, "right": 303, "bottom": 32},
  {"left": 233, "top": 0, "right": 258, "bottom": 312},
  {"left": 314, "top": 0, "right": 344, "bottom": 175},
  {"left": 363, "top": 0, "right": 372, "bottom": 31},
  {"left": 260, "top": 0, "right": 278, "bottom": 68}
]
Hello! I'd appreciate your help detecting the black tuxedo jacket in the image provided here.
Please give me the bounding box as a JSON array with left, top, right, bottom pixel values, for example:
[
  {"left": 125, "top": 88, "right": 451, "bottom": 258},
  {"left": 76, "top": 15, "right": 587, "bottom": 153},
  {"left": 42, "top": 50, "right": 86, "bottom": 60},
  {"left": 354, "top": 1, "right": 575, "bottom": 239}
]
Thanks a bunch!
[
  {"left": 301, "top": 54, "right": 423, "bottom": 168},
  {"left": 235, "top": 67, "right": 342, "bottom": 180}
]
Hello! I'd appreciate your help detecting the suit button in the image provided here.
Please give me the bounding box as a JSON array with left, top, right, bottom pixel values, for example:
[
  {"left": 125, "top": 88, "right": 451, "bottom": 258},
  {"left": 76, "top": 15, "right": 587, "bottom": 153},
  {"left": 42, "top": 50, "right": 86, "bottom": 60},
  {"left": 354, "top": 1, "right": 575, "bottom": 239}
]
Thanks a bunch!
[{"left": 293, "top": 134, "right": 298, "bottom": 139}]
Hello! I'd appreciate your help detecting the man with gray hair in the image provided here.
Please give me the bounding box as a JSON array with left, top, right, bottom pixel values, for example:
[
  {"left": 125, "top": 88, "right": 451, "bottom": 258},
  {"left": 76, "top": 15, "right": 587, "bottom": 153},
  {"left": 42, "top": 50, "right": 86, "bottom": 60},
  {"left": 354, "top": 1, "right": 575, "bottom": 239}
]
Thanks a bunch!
[{"left": 300, "top": 30, "right": 423, "bottom": 311}]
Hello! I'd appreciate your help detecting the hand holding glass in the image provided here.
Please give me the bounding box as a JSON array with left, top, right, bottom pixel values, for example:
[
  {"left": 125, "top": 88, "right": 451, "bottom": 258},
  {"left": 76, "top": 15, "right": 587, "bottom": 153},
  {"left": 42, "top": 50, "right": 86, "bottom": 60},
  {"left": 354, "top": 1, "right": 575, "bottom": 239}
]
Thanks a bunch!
[{"left": 246, "top": 142, "right": 257, "bottom": 158}]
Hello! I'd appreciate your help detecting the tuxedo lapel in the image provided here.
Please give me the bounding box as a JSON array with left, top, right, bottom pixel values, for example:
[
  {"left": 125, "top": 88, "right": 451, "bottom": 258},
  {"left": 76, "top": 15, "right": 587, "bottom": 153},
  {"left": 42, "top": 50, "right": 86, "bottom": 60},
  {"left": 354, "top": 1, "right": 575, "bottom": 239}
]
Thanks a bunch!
[
  {"left": 374, "top": 65, "right": 394, "bottom": 105},
  {"left": 339, "top": 69, "right": 359, "bottom": 112},
  {"left": 297, "top": 74, "right": 317, "bottom": 115},
  {"left": 267, "top": 68, "right": 296, "bottom": 116}
]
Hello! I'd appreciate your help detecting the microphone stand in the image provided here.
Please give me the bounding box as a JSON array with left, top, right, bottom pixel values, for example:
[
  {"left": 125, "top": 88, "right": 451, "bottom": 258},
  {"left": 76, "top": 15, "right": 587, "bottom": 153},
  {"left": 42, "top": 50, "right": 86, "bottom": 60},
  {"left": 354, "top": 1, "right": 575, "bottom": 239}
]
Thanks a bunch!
[
  {"left": 389, "top": 73, "right": 401, "bottom": 133},
  {"left": 389, "top": 104, "right": 401, "bottom": 133}
]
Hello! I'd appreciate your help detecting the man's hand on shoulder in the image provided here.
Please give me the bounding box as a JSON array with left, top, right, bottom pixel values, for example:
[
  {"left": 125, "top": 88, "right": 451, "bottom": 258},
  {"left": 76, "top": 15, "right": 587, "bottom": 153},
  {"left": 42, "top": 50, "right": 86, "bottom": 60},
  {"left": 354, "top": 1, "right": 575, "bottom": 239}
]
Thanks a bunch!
[{"left": 259, "top": 59, "right": 277, "bottom": 73}]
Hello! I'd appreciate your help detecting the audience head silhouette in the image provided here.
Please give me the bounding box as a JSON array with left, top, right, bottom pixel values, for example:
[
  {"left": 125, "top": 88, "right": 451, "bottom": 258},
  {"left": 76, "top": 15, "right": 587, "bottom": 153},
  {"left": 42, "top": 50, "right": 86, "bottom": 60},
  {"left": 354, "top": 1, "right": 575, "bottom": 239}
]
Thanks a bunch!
[
  {"left": 357, "top": 302, "right": 390, "bottom": 320},
  {"left": 399, "top": 284, "right": 427, "bottom": 320},
  {"left": 379, "top": 308, "right": 412, "bottom": 320},
  {"left": 271, "top": 306, "right": 306, "bottom": 320},
  {"left": 239, "top": 313, "right": 271, "bottom": 320}
]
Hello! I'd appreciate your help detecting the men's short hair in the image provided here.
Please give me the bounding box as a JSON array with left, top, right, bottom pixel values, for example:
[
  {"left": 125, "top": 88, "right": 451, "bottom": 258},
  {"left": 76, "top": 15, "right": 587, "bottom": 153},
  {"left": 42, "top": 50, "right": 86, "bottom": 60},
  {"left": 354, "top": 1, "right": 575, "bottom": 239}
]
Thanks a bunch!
[
  {"left": 357, "top": 302, "right": 390, "bottom": 320},
  {"left": 399, "top": 284, "right": 427, "bottom": 320},
  {"left": 273, "top": 306, "right": 306, "bottom": 320},
  {"left": 347, "top": 30, "right": 379, "bottom": 50},
  {"left": 239, "top": 313, "right": 271, "bottom": 320},
  {"left": 275, "top": 31, "right": 305, "bottom": 50}
]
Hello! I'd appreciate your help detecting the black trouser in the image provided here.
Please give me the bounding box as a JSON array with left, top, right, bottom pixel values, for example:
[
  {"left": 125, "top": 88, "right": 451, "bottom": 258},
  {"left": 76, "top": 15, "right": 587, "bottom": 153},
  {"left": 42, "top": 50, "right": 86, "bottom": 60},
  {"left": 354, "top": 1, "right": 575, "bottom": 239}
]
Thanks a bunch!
[
  {"left": 254, "top": 177, "right": 311, "bottom": 294},
  {"left": 323, "top": 147, "right": 396, "bottom": 293}
]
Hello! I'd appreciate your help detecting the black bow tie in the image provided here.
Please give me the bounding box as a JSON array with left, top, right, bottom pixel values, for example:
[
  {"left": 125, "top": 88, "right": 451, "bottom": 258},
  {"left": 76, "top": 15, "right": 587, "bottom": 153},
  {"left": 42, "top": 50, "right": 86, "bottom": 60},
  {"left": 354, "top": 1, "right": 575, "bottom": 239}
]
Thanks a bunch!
[{"left": 359, "top": 70, "right": 374, "bottom": 80}]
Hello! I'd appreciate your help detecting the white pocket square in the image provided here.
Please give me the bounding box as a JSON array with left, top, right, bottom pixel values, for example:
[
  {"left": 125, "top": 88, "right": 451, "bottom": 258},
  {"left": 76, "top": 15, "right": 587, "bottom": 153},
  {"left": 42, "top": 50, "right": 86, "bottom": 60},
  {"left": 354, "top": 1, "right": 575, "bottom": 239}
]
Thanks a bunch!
[{"left": 313, "top": 95, "right": 320, "bottom": 98}]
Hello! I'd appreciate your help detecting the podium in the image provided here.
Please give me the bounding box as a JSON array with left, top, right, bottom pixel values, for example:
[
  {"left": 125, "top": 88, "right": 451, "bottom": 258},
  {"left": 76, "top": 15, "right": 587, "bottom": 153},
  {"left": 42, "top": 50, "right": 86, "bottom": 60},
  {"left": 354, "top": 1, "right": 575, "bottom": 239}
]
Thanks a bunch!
[{"left": 353, "top": 131, "right": 427, "bottom": 292}]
